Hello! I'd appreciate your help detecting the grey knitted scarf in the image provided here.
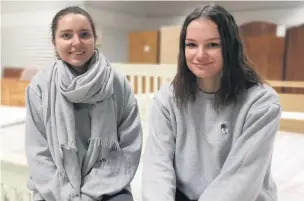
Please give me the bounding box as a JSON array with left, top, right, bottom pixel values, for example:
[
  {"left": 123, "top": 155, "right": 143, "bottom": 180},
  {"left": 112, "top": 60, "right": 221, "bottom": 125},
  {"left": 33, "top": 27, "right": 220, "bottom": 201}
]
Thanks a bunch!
[{"left": 45, "top": 49, "right": 119, "bottom": 196}]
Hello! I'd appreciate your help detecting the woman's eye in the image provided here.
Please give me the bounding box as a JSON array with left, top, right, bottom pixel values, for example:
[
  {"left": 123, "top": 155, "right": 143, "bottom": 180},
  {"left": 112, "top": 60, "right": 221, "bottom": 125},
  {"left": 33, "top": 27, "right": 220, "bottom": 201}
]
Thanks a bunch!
[
  {"left": 80, "top": 32, "right": 91, "bottom": 38},
  {"left": 62, "top": 33, "right": 71, "bottom": 38},
  {"left": 61, "top": 33, "right": 72, "bottom": 39},
  {"left": 185, "top": 43, "right": 196, "bottom": 48},
  {"left": 208, "top": 43, "right": 221, "bottom": 48}
]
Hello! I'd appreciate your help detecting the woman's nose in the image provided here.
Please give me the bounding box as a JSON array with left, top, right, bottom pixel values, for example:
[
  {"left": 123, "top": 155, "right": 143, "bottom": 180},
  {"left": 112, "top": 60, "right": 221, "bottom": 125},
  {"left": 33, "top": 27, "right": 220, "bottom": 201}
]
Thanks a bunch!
[
  {"left": 72, "top": 35, "right": 81, "bottom": 46},
  {"left": 196, "top": 47, "right": 208, "bottom": 60}
]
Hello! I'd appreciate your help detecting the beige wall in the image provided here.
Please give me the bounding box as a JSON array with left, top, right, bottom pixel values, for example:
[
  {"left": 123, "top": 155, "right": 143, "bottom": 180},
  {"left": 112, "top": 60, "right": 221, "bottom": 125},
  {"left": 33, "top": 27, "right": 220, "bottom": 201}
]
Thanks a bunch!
[{"left": 160, "top": 26, "right": 181, "bottom": 64}]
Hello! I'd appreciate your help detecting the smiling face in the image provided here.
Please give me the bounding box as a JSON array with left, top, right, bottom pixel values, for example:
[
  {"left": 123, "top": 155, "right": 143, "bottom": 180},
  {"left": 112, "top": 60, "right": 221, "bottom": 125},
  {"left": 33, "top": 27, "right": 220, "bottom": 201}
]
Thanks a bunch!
[
  {"left": 185, "top": 18, "right": 223, "bottom": 89},
  {"left": 53, "top": 13, "right": 95, "bottom": 68}
]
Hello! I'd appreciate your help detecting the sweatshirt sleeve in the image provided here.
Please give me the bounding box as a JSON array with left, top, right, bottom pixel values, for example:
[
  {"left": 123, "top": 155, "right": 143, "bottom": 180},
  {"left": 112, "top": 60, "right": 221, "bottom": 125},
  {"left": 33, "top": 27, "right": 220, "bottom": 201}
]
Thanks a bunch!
[
  {"left": 142, "top": 96, "right": 176, "bottom": 201},
  {"left": 80, "top": 78, "right": 143, "bottom": 201},
  {"left": 198, "top": 102, "right": 282, "bottom": 201},
  {"left": 25, "top": 86, "right": 81, "bottom": 201}
]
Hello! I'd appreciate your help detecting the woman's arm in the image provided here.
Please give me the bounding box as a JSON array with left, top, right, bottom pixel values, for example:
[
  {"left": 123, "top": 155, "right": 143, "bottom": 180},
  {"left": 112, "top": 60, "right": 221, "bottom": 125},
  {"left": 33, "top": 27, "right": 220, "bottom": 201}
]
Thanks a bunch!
[
  {"left": 142, "top": 96, "right": 177, "bottom": 201},
  {"left": 80, "top": 77, "right": 143, "bottom": 201},
  {"left": 198, "top": 102, "right": 282, "bottom": 201},
  {"left": 25, "top": 86, "right": 81, "bottom": 201}
]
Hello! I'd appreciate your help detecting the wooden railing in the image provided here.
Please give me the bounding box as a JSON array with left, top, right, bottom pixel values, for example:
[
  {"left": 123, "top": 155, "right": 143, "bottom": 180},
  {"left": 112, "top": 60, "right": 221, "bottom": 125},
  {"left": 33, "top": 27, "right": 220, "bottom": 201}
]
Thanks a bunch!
[
  {"left": 267, "top": 80, "right": 304, "bottom": 88},
  {"left": 1, "top": 64, "right": 304, "bottom": 122}
]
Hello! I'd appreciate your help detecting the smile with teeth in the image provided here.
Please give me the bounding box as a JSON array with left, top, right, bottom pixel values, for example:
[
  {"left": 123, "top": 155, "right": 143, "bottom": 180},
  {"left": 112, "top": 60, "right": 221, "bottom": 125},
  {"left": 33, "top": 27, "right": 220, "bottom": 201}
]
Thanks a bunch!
[{"left": 69, "top": 51, "right": 85, "bottom": 55}]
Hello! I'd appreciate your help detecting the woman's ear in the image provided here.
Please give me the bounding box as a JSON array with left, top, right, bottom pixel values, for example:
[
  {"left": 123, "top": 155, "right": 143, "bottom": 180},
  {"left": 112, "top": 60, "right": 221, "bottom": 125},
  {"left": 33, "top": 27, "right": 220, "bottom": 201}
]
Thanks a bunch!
[
  {"left": 95, "top": 35, "right": 98, "bottom": 45},
  {"left": 52, "top": 39, "right": 56, "bottom": 47},
  {"left": 52, "top": 40, "right": 60, "bottom": 59},
  {"left": 95, "top": 29, "right": 102, "bottom": 48}
]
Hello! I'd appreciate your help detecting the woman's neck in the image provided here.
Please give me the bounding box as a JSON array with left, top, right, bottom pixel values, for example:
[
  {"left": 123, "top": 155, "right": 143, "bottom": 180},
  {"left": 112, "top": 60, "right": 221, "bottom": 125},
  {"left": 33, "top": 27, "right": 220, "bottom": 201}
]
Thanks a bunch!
[
  {"left": 197, "top": 75, "right": 221, "bottom": 93},
  {"left": 67, "top": 58, "right": 92, "bottom": 75},
  {"left": 69, "top": 64, "right": 89, "bottom": 75}
]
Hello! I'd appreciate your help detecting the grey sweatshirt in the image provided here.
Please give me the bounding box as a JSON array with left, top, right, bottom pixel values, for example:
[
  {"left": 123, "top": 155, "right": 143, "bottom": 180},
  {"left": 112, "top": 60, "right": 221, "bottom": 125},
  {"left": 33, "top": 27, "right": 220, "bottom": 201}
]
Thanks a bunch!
[
  {"left": 142, "top": 83, "right": 282, "bottom": 201},
  {"left": 25, "top": 65, "right": 142, "bottom": 201}
]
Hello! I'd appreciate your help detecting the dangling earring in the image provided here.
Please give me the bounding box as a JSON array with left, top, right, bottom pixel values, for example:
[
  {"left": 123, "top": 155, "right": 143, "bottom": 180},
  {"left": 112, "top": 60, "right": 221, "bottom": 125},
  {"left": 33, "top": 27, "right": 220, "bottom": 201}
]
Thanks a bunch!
[{"left": 54, "top": 49, "right": 61, "bottom": 60}]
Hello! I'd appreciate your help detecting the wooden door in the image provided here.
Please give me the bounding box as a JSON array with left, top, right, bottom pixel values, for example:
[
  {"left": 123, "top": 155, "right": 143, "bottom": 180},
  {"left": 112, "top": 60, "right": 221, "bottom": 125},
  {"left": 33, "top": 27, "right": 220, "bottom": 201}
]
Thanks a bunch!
[
  {"left": 128, "top": 31, "right": 159, "bottom": 64},
  {"left": 239, "top": 21, "right": 277, "bottom": 37}
]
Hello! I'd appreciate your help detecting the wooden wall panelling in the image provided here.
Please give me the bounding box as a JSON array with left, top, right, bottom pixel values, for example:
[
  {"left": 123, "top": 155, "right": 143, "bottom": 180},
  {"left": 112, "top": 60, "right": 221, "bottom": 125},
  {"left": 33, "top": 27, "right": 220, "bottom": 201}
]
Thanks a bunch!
[
  {"left": 1, "top": 78, "right": 30, "bottom": 107},
  {"left": 2, "top": 68, "right": 23, "bottom": 79},
  {"left": 283, "top": 24, "right": 304, "bottom": 94},
  {"left": 239, "top": 21, "right": 277, "bottom": 37},
  {"left": 239, "top": 22, "right": 284, "bottom": 93},
  {"left": 241, "top": 35, "right": 285, "bottom": 92}
]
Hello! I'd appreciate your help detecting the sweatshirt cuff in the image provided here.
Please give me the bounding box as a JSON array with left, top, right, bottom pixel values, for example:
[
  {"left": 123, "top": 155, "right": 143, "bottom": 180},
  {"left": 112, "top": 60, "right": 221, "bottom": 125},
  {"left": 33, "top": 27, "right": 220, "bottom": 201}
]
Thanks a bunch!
[
  {"left": 81, "top": 194, "right": 97, "bottom": 201},
  {"left": 70, "top": 196, "right": 82, "bottom": 201}
]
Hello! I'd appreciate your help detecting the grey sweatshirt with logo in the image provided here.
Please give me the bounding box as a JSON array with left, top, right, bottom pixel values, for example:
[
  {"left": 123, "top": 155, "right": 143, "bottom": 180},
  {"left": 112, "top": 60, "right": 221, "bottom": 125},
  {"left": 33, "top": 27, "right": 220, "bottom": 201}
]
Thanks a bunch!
[{"left": 142, "top": 83, "right": 282, "bottom": 201}]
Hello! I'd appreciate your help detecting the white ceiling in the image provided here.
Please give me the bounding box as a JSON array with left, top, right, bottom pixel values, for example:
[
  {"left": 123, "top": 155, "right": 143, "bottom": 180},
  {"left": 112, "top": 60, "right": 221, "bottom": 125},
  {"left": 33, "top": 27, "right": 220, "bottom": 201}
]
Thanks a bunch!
[
  {"left": 2, "top": 1, "right": 303, "bottom": 17},
  {"left": 85, "top": 1, "right": 304, "bottom": 17}
]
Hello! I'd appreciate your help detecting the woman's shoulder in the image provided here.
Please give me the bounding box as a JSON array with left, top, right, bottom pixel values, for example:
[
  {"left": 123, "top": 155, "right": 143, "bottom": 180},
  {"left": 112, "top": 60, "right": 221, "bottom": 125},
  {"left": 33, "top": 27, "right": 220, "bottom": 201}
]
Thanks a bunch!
[
  {"left": 242, "top": 82, "right": 281, "bottom": 110},
  {"left": 111, "top": 68, "right": 138, "bottom": 107},
  {"left": 112, "top": 68, "right": 126, "bottom": 86},
  {"left": 153, "top": 83, "right": 175, "bottom": 109},
  {"left": 28, "top": 64, "right": 55, "bottom": 96},
  {"left": 111, "top": 68, "right": 132, "bottom": 96}
]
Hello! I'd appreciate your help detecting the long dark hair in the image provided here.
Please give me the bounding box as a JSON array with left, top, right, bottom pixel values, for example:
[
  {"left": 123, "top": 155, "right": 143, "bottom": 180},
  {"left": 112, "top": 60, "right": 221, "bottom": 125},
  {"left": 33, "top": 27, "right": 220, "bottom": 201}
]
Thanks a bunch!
[{"left": 172, "top": 3, "right": 263, "bottom": 110}]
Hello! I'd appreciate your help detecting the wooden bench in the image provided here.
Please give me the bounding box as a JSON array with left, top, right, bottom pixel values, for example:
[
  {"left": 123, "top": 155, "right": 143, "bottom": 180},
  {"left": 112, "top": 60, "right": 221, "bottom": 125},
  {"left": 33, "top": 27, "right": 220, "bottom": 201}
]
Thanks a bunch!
[{"left": 267, "top": 81, "right": 304, "bottom": 133}]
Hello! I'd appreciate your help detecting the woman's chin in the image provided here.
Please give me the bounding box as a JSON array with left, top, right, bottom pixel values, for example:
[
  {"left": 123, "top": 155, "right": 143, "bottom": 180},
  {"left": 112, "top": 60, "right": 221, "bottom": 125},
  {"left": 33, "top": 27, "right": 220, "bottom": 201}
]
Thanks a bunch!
[{"left": 65, "top": 58, "right": 88, "bottom": 67}]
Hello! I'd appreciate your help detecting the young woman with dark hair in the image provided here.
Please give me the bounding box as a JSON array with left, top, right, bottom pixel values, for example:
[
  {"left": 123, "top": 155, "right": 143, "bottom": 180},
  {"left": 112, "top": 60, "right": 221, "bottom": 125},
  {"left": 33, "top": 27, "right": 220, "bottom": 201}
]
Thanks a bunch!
[{"left": 143, "top": 3, "right": 281, "bottom": 201}]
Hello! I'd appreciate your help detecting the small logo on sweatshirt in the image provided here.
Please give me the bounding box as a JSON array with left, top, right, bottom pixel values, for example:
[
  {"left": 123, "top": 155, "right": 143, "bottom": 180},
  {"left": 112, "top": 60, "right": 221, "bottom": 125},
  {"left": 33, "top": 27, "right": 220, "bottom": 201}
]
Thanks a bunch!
[{"left": 221, "top": 123, "right": 229, "bottom": 135}]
